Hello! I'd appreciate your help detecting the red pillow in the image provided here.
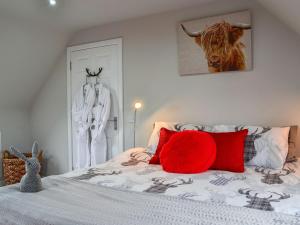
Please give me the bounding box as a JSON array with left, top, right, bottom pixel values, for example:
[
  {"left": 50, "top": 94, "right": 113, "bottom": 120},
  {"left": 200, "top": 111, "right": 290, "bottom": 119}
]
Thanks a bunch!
[
  {"left": 149, "top": 128, "right": 177, "bottom": 164},
  {"left": 208, "top": 130, "right": 248, "bottom": 173},
  {"left": 160, "top": 130, "right": 216, "bottom": 174}
]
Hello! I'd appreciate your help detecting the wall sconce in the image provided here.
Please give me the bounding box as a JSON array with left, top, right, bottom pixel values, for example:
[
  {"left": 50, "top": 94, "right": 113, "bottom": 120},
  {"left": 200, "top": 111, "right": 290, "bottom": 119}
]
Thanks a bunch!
[{"left": 133, "top": 102, "right": 142, "bottom": 148}]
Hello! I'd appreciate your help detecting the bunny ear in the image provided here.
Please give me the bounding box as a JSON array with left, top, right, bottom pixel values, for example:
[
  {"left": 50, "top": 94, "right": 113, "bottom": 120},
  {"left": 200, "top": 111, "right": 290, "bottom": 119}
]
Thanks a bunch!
[
  {"left": 32, "top": 141, "right": 39, "bottom": 158},
  {"left": 9, "top": 146, "right": 28, "bottom": 162}
]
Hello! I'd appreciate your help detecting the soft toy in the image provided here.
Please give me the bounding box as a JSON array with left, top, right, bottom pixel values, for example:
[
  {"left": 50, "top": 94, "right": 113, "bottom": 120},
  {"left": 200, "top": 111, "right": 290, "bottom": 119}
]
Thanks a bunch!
[{"left": 9, "top": 142, "right": 42, "bottom": 192}]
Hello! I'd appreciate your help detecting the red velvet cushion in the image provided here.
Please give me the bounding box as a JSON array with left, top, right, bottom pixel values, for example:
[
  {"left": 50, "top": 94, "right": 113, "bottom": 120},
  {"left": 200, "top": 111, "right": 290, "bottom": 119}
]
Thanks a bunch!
[
  {"left": 209, "top": 130, "right": 248, "bottom": 173},
  {"left": 149, "top": 128, "right": 177, "bottom": 164},
  {"left": 160, "top": 130, "right": 216, "bottom": 174}
]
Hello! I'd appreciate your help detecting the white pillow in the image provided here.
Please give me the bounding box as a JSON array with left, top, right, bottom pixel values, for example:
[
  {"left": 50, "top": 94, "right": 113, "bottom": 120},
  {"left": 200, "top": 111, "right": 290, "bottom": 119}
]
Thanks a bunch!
[
  {"left": 214, "top": 125, "right": 290, "bottom": 169},
  {"left": 147, "top": 122, "right": 290, "bottom": 169},
  {"left": 146, "top": 122, "right": 214, "bottom": 153},
  {"left": 146, "top": 122, "right": 176, "bottom": 153}
]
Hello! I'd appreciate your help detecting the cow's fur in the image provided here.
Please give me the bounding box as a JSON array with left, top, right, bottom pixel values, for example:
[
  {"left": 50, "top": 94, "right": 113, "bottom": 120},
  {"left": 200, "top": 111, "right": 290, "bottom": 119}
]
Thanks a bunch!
[{"left": 183, "top": 21, "right": 249, "bottom": 73}]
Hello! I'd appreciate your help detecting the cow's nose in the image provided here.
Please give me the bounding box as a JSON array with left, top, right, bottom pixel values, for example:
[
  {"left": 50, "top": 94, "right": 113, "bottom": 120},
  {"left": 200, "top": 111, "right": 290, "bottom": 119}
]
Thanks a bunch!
[{"left": 209, "top": 56, "right": 221, "bottom": 67}]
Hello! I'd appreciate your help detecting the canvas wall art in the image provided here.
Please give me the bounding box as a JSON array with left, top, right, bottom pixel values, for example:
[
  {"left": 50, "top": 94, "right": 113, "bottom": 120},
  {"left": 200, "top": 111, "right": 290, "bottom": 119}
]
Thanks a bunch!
[{"left": 178, "top": 10, "right": 252, "bottom": 75}]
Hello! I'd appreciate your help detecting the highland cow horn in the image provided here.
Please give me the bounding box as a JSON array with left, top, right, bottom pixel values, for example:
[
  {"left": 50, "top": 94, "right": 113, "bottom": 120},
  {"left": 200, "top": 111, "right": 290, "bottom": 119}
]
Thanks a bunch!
[
  {"left": 232, "top": 23, "right": 251, "bottom": 30},
  {"left": 181, "top": 24, "right": 202, "bottom": 37}
]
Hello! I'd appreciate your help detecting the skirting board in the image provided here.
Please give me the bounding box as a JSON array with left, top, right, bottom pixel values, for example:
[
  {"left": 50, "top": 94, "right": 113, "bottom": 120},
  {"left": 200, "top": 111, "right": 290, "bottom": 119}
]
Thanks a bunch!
[{"left": 0, "top": 179, "right": 4, "bottom": 187}]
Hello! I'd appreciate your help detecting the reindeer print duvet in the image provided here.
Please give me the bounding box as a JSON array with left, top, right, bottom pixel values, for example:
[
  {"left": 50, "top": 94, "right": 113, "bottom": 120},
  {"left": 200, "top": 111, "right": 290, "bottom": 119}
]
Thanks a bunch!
[{"left": 64, "top": 148, "right": 300, "bottom": 216}]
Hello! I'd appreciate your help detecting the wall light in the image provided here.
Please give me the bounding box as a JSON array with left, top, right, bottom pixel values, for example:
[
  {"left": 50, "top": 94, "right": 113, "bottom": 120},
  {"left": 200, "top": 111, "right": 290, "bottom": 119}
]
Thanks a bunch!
[
  {"left": 133, "top": 102, "right": 142, "bottom": 148},
  {"left": 49, "top": 0, "right": 57, "bottom": 6},
  {"left": 134, "top": 102, "right": 142, "bottom": 110}
]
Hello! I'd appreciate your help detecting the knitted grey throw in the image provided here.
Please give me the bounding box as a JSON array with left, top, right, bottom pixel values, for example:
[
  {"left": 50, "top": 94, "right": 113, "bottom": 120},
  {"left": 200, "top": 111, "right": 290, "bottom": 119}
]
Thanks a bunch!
[{"left": 0, "top": 176, "right": 299, "bottom": 225}]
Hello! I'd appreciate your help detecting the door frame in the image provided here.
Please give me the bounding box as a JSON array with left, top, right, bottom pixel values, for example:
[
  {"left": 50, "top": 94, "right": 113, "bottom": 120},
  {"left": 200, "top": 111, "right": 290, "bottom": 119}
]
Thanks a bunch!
[{"left": 67, "top": 38, "right": 123, "bottom": 171}]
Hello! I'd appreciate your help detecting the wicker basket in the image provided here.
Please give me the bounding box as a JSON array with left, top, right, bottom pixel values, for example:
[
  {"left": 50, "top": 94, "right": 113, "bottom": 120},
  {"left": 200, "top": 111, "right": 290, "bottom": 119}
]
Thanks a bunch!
[{"left": 2, "top": 150, "right": 43, "bottom": 185}]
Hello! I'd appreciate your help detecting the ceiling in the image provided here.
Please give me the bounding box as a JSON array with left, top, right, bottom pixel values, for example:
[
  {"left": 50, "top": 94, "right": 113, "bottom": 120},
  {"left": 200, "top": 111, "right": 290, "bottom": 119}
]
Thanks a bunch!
[
  {"left": 256, "top": 0, "right": 300, "bottom": 36},
  {"left": 0, "top": 15, "right": 68, "bottom": 108},
  {"left": 0, "top": 0, "right": 299, "bottom": 109},
  {"left": 0, "top": 0, "right": 215, "bottom": 33},
  {"left": 0, "top": 0, "right": 215, "bottom": 108}
]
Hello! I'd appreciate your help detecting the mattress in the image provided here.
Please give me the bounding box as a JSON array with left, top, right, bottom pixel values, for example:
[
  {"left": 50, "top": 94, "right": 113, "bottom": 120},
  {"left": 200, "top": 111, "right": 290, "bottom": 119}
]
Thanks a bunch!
[{"left": 65, "top": 147, "right": 300, "bottom": 216}]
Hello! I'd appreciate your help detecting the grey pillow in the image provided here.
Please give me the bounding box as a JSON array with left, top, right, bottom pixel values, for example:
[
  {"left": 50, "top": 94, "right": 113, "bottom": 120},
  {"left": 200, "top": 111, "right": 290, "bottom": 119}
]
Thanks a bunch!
[{"left": 287, "top": 125, "right": 298, "bottom": 162}]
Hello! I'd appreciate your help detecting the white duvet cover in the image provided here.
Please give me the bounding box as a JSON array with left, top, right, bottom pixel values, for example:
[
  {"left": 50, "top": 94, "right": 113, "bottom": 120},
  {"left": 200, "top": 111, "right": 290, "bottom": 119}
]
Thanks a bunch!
[{"left": 65, "top": 148, "right": 300, "bottom": 216}]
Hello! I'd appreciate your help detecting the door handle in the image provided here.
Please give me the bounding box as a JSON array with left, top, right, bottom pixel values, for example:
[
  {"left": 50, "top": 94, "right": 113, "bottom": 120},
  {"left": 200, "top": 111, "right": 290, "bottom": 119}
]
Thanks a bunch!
[
  {"left": 108, "top": 117, "right": 118, "bottom": 130},
  {"left": 113, "top": 116, "right": 118, "bottom": 130}
]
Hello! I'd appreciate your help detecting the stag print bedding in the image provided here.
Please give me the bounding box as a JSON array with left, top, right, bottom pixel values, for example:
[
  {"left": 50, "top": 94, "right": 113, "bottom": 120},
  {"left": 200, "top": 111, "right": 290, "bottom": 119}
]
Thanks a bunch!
[
  {"left": 65, "top": 147, "right": 300, "bottom": 216},
  {"left": 147, "top": 122, "right": 290, "bottom": 169}
]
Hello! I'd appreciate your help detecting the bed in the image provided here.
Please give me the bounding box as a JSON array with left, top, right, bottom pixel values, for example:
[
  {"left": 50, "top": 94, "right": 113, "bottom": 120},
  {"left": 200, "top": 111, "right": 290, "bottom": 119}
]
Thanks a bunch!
[{"left": 1, "top": 147, "right": 300, "bottom": 225}]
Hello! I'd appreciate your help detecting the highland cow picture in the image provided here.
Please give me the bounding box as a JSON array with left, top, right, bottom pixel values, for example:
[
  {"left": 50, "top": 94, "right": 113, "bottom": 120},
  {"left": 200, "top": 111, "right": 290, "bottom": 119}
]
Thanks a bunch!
[{"left": 178, "top": 10, "right": 252, "bottom": 75}]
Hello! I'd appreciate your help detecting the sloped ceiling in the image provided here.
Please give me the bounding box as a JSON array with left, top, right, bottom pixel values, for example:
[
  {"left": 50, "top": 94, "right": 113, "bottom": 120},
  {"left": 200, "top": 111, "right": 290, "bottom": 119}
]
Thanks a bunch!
[
  {"left": 0, "top": 0, "right": 214, "bottom": 109},
  {"left": 0, "top": 15, "right": 68, "bottom": 108},
  {"left": 256, "top": 0, "right": 300, "bottom": 36},
  {"left": 0, "top": 0, "right": 299, "bottom": 108}
]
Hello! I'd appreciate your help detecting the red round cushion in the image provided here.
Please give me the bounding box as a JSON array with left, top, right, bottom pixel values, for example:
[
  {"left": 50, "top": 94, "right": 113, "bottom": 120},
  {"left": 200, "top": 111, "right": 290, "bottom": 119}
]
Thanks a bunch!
[{"left": 160, "top": 130, "right": 216, "bottom": 174}]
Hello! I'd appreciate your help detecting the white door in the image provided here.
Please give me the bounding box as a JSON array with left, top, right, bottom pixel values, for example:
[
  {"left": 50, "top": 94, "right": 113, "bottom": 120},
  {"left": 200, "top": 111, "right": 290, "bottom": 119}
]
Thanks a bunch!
[{"left": 67, "top": 38, "right": 123, "bottom": 171}]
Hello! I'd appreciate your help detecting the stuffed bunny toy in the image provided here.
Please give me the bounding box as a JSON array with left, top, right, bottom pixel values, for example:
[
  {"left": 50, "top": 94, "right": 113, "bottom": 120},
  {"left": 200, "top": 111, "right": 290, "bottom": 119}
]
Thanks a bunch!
[{"left": 9, "top": 141, "right": 42, "bottom": 192}]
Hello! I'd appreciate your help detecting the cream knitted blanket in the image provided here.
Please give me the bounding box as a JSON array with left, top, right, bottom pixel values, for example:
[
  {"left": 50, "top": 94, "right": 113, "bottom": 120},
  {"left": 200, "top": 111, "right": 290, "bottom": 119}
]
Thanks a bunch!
[{"left": 0, "top": 176, "right": 299, "bottom": 225}]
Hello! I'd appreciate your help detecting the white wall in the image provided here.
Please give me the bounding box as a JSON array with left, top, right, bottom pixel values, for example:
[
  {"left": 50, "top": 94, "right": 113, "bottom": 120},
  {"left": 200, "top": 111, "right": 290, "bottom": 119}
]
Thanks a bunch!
[
  {"left": 0, "top": 109, "right": 32, "bottom": 150},
  {"left": 30, "top": 55, "right": 69, "bottom": 175},
  {"left": 31, "top": 0, "right": 300, "bottom": 175},
  {"left": 0, "top": 13, "right": 68, "bottom": 183},
  {"left": 0, "top": 108, "right": 33, "bottom": 184}
]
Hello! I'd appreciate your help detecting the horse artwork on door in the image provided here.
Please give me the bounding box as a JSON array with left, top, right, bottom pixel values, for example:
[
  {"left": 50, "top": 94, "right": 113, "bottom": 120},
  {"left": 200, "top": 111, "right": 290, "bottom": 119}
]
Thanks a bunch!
[{"left": 178, "top": 10, "right": 252, "bottom": 75}]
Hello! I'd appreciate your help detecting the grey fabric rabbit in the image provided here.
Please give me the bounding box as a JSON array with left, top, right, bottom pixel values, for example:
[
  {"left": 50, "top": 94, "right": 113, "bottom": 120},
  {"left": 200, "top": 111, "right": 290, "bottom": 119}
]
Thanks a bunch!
[{"left": 9, "top": 142, "right": 42, "bottom": 192}]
